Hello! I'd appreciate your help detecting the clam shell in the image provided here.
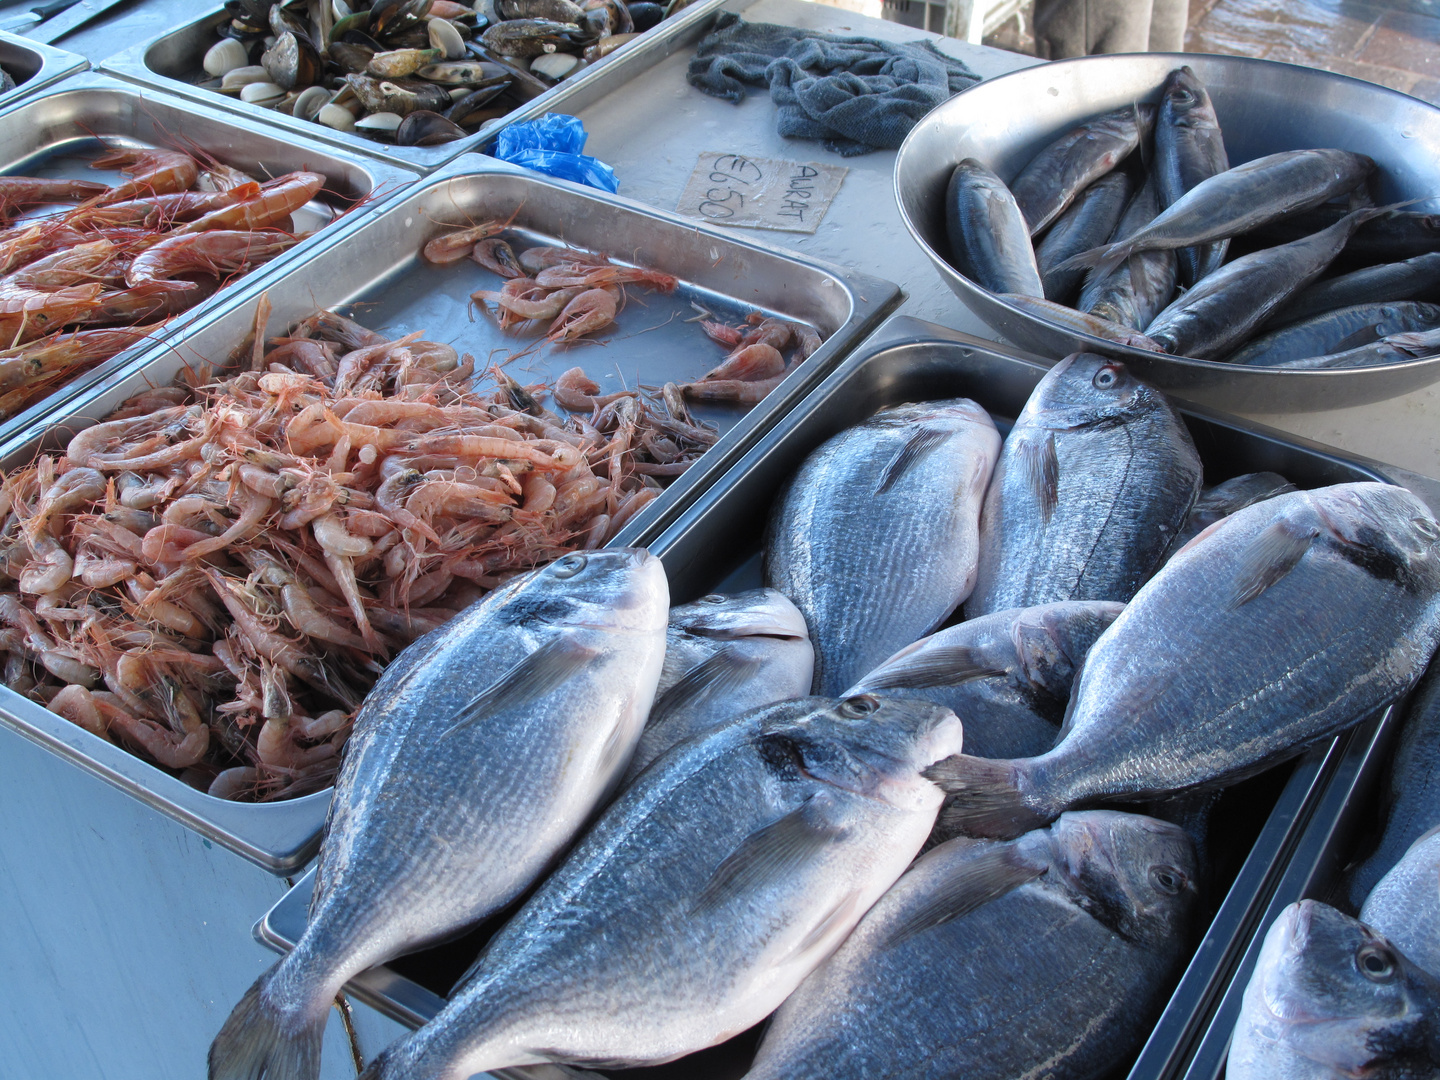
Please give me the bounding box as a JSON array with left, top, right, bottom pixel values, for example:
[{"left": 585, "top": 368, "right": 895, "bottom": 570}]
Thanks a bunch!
[
  {"left": 355, "top": 110, "right": 404, "bottom": 133},
  {"left": 203, "top": 38, "right": 250, "bottom": 77},
  {"left": 332, "top": 0, "right": 352, "bottom": 16},
  {"left": 240, "top": 81, "right": 288, "bottom": 105},
  {"left": 317, "top": 103, "right": 357, "bottom": 130},
  {"left": 529, "top": 51, "right": 578, "bottom": 79},
  {"left": 293, "top": 85, "right": 332, "bottom": 122},
  {"left": 220, "top": 65, "right": 271, "bottom": 91},
  {"left": 427, "top": 16, "right": 466, "bottom": 59}
]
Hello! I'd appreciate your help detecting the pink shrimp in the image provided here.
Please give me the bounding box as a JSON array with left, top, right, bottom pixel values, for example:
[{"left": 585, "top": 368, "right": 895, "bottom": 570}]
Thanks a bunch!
[
  {"left": 125, "top": 229, "right": 303, "bottom": 290},
  {"left": 85, "top": 147, "right": 200, "bottom": 205},
  {"left": 701, "top": 342, "right": 785, "bottom": 383},
  {"left": 548, "top": 288, "right": 617, "bottom": 343},
  {"left": 65, "top": 182, "right": 262, "bottom": 229},
  {"left": 534, "top": 263, "right": 679, "bottom": 292},
  {"left": 518, "top": 245, "right": 611, "bottom": 274},
  {"left": 3, "top": 238, "right": 124, "bottom": 290},
  {"left": 681, "top": 371, "right": 788, "bottom": 403},
  {"left": 0, "top": 176, "right": 109, "bottom": 220},
  {"left": 173, "top": 171, "right": 325, "bottom": 234},
  {"left": 423, "top": 219, "right": 514, "bottom": 264},
  {"left": 552, "top": 366, "right": 634, "bottom": 412},
  {"left": 473, "top": 237, "right": 524, "bottom": 278}
]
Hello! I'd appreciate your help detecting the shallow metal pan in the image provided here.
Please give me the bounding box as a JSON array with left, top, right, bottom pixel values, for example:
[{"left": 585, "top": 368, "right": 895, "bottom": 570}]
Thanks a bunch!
[
  {"left": 0, "top": 29, "right": 87, "bottom": 107},
  {"left": 0, "top": 152, "right": 897, "bottom": 875},
  {"left": 254, "top": 315, "right": 1394, "bottom": 1080},
  {"left": 0, "top": 70, "right": 417, "bottom": 454},
  {"left": 98, "top": 0, "right": 743, "bottom": 172}
]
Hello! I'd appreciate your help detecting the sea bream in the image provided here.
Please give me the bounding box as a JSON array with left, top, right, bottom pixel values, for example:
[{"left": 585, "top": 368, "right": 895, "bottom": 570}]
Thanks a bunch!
[
  {"left": 965, "top": 353, "right": 1201, "bottom": 618},
  {"left": 208, "top": 549, "right": 669, "bottom": 1080},
  {"left": 766, "top": 398, "right": 1001, "bottom": 695},
  {"left": 744, "top": 811, "right": 1197, "bottom": 1080},
  {"left": 1164, "top": 471, "right": 1298, "bottom": 558},
  {"left": 1228, "top": 901, "right": 1440, "bottom": 1079},
  {"left": 356, "top": 694, "right": 966, "bottom": 1079},
  {"left": 847, "top": 600, "right": 1123, "bottom": 760},
  {"left": 1360, "top": 826, "right": 1440, "bottom": 977},
  {"left": 934, "top": 483, "right": 1440, "bottom": 841},
  {"left": 621, "top": 588, "right": 813, "bottom": 784}
]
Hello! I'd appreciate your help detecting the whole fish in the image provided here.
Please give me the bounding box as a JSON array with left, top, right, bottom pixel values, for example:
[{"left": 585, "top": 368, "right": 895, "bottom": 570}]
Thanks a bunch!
[
  {"left": 1144, "top": 206, "right": 1395, "bottom": 360},
  {"left": 1035, "top": 171, "right": 1133, "bottom": 304},
  {"left": 1009, "top": 104, "right": 1154, "bottom": 235},
  {"left": 965, "top": 353, "right": 1202, "bottom": 619},
  {"left": 621, "top": 588, "right": 813, "bottom": 784},
  {"left": 935, "top": 484, "right": 1440, "bottom": 841},
  {"left": 1079, "top": 173, "right": 1179, "bottom": 330},
  {"left": 1267, "top": 325, "right": 1440, "bottom": 370},
  {"left": 847, "top": 600, "right": 1124, "bottom": 759},
  {"left": 1360, "top": 826, "right": 1440, "bottom": 977},
  {"left": 1274, "top": 251, "right": 1440, "bottom": 327},
  {"left": 357, "top": 694, "right": 966, "bottom": 1079},
  {"left": 945, "top": 159, "right": 1044, "bottom": 297},
  {"left": 1155, "top": 66, "right": 1230, "bottom": 286},
  {"left": 208, "top": 550, "right": 670, "bottom": 1080},
  {"left": 765, "top": 399, "right": 1001, "bottom": 696},
  {"left": 1247, "top": 206, "right": 1440, "bottom": 262},
  {"left": 1347, "top": 663, "right": 1440, "bottom": 909},
  {"left": 1061, "top": 149, "right": 1375, "bottom": 282},
  {"left": 1228, "top": 301, "right": 1440, "bottom": 367},
  {"left": 1228, "top": 900, "right": 1440, "bottom": 1079},
  {"left": 744, "top": 810, "right": 1197, "bottom": 1080},
  {"left": 1166, "top": 471, "right": 1298, "bottom": 555},
  {"left": 999, "top": 292, "right": 1167, "bottom": 351}
]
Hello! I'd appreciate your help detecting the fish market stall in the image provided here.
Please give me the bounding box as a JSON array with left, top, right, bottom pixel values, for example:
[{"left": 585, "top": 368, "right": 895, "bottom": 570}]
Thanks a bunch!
[{"left": 5, "top": 1, "right": 1440, "bottom": 1079}]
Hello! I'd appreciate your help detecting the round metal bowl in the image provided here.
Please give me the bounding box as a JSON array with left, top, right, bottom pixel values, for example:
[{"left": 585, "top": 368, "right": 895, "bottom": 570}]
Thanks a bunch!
[{"left": 894, "top": 52, "right": 1440, "bottom": 413}]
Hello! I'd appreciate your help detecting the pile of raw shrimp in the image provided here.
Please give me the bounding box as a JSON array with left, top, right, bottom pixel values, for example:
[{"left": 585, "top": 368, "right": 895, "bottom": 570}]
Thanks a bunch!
[
  {"left": 0, "top": 300, "right": 723, "bottom": 802},
  {"left": 0, "top": 144, "right": 327, "bottom": 422},
  {"left": 426, "top": 222, "right": 824, "bottom": 401}
]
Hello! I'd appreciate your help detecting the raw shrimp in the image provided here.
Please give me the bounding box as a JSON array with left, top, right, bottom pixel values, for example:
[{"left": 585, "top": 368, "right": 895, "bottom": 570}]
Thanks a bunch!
[
  {"left": 86, "top": 147, "right": 201, "bottom": 204},
  {"left": 473, "top": 237, "right": 524, "bottom": 278},
  {"left": 66, "top": 183, "right": 261, "bottom": 229},
  {"left": 534, "top": 263, "right": 679, "bottom": 292},
  {"left": 681, "top": 372, "right": 788, "bottom": 402},
  {"left": 422, "top": 219, "right": 513, "bottom": 264},
  {"left": 0, "top": 176, "right": 108, "bottom": 220},
  {"left": 701, "top": 342, "right": 785, "bottom": 382},
  {"left": 553, "top": 366, "right": 633, "bottom": 411},
  {"left": 518, "top": 245, "right": 611, "bottom": 274},
  {"left": 173, "top": 171, "right": 325, "bottom": 233},
  {"left": 125, "top": 229, "right": 302, "bottom": 289},
  {"left": 548, "top": 288, "right": 618, "bottom": 343}
]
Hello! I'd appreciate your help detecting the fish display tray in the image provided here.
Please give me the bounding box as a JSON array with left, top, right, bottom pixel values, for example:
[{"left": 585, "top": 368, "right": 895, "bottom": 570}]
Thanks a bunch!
[
  {"left": 0, "top": 70, "right": 418, "bottom": 454},
  {"left": 0, "top": 151, "right": 898, "bottom": 875},
  {"left": 255, "top": 316, "right": 1395, "bottom": 1080},
  {"left": 0, "top": 29, "right": 88, "bottom": 109},
  {"left": 98, "top": 0, "right": 738, "bottom": 172}
]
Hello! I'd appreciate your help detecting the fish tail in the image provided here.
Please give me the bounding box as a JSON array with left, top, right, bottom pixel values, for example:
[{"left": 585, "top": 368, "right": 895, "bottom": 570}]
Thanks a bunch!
[
  {"left": 1055, "top": 243, "right": 1127, "bottom": 281},
  {"left": 208, "top": 964, "right": 325, "bottom": 1080},
  {"left": 922, "top": 754, "right": 1053, "bottom": 840}
]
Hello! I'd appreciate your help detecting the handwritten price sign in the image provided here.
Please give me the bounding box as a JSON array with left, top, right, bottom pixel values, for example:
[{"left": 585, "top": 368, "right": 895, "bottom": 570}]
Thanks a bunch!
[{"left": 677, "top": 152, "right": 847, "bottom": 234}]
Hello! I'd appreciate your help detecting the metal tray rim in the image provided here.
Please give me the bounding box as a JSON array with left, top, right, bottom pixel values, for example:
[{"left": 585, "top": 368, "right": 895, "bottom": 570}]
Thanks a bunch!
[{"left": 0, "top": 28, "right": 89, "bottom": 110}]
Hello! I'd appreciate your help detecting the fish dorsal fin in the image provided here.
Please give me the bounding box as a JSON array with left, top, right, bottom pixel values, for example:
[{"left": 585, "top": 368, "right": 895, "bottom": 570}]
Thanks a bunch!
[
  {"left": 1013, "top": 431, "right": 1059, "bottom": 522},
  {"left": 884, "top": 844, "right": 1048, "bottom": 948},
  {"left": 442, "top": 636, "right": 600, "bottom": 738},
  {"left": 649, "top": 646, "right": 763, "bottom": 729},
  {"left": 1230, "top": 517, "right": 1320, "bottom": 609},
  {"left": 691, "top": 794, "right": 843, "bottom": 918},
  {"left": 876, "top": 427, "right": 951, "bottom": 495},
  {"left": 862, "top": 646, "right": 1007, "bottom": 691}
]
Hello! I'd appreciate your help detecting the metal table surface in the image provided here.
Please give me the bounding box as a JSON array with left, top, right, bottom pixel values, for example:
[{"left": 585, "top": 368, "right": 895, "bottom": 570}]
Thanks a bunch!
[{"left": 3, "top": 2, "right": 1440, "bottom": 1078}]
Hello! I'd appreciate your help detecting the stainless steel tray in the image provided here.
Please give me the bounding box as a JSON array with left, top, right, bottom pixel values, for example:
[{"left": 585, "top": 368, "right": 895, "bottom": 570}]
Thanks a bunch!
[
  {"left": 0, "top": 29, "right": 87, "bottom": 108},
  {"left": 98, "top": 0, "right": 741, "bottom": 172},
  {"left": 254, "top": 316, "right": 1395, "bottom": 1080},
  {"left": 0, "top": 70, "right": 418, "bottom": 454},
  {"left": 0, "top": 152, "right": 898, "bottom": 875}
]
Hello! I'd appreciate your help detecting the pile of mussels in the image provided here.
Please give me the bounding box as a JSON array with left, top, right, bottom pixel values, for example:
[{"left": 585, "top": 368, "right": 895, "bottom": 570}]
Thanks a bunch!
[
  {"left": 198, "top": 0, "right": 677, "bottom": 146},
  {"left": 946, "top": 65, "right": 1440, "bottom": 370}
]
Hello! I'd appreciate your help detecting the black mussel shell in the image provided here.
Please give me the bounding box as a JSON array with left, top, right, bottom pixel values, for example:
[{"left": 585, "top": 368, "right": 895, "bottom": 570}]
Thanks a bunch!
[
  {"left": 395, "top": 110, "right": 468, "bottom": 146},
  {"left": 339, "top": 28, "right": 386, "bottom": 49},
  {"left": 626, "top": 1, "right": 662, "bottom": 31},
  {"left": 444, "top": 81, "right": 510, "bottom": 123},
  {"left": 329, "top": 41, "right": 377, "bottom": 73},
  {"left": 262, "top": 30, "right": 324, "bottom": 89},
  {"left": 268, "top": 2, "right": 312, "bottom": 42},
  {"left": 237, "top": 0, "right": 278, "bottom": 20}
]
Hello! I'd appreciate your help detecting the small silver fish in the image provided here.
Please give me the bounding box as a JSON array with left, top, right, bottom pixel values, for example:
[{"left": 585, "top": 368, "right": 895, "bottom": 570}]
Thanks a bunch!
[
  {"left": 1156, "top": 66, "right": 1230, "bottom": 286},
  {"left": 945, "top": 158, "right": 1044, "bottom": 298},
  {"left": 1010, "top": 104, "right": 1154, "bottom": 236}
]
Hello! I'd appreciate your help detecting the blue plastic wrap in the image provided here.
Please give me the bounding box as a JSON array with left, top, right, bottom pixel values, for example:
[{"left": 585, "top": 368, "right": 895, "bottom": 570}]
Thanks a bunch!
[{"left": 494, "top": 114, "right": 620, "bottom": 193}]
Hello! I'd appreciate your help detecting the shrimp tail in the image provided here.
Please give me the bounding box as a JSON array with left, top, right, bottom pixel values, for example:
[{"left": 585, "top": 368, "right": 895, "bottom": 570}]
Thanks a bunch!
[{"left": 207, "top": 962, "right": 324, "bottom": 1080}]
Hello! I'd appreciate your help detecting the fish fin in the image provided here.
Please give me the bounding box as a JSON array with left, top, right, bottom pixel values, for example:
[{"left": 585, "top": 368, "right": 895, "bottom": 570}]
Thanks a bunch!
[
  {"left": 862, "top": 646, "right": 1007, "bottom": 691},
  {"left": 1056, "top": 242, "right": 1129, "bottom": 282},
  {"left": 1331, "top": 324, "right": 1385, "bottom": 353},
  {"left": 884, "top": 845, "right": 1048, "bottom": 947},
  {"left": 1014, "top": 432, "right": 1059, "bottom": 522},
  {"left": 648, "top": 646, "right": 763, "bottom": 728},
  {"left": 208, "top": 967, "right": 322, "bottom": 1080},
  {"left": 877, "top": 427, "right": 951, "bottom": 495},
  {"left": 924, "top": 755, "right": 1052, "bottom": 840},
  {"left": 691, "top": 795, "right": 844, "bottom": 917},
  {"left": 442, "top": 636, "right": 600, "bottom": 738},
  {"left": 597, "top": 715, "right": 633, "bottom": 778},
  {"left": 1229, "top": 518, "right": 1319, "bottom": 609},
  {"left": 790, "top": 889, "right": 865, "bottom": 960}
]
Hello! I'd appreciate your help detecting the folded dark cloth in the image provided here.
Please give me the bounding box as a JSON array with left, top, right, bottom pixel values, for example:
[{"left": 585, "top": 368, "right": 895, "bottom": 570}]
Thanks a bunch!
[{"left": 687, "top": 11, "right": 979, "bottom": 157}]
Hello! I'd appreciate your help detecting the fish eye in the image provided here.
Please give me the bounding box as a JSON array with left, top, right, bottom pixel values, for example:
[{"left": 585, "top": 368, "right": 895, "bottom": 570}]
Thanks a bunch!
[
  {"left": 700, "top": 594, "right": 727, "bottom": 604},
  {"left": 1149, "top": 865, "right": 1186, "bottom": 895},
  {"left": 839, "top": 694, "right": 880, "bottom": 718},
  {"left": 552, "top": 554, "right": 587, "bottom": 578},
  {"left": 1170, "top": 88, "right": 1195, "bottom": 105},
  {"left": 1092, "top": 366, "right": 1122, "bottom": 390},
  {"left": 1357, "top": 944, "right": 1397, "bottom": 982}
]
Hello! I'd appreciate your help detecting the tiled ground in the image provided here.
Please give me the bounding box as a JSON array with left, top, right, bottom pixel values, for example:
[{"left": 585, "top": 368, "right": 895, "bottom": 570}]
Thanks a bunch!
[{"left": 1186, "top": 0, "right": 1440, "bottom": 104}]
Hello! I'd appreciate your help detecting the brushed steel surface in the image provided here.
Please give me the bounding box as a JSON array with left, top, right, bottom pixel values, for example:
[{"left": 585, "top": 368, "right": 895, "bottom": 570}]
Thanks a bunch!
[
  {"left": 0, "top": 152, "right": 897, "bottom": 876},
  {"left": 894, "top": 53, "right": 1440, "bottom": 413},
  {"left": 0, "top": 26, "right": 85, "bottom": 104},
  {"left": 256, "top": 315, "right": 1393, "bottom": 1080},
  {"left": 0, "top": 71, "right": 417, "bottom": 455},
  {"left": 99, "top": 0, "right": 744, "bottom": 172}
]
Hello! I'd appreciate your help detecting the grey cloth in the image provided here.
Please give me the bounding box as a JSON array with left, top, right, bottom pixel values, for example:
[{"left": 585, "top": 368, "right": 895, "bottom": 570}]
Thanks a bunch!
[
  {"left": 686, "top": 11, "right": 980, "bottom": 157},
  {"left": 1031, "top": 0, "right": 1189, "bottom": 59}
]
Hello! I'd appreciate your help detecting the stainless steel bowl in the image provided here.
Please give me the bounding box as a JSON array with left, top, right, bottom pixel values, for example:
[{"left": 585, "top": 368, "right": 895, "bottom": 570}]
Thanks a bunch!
[{"left": 894, "top": 53, "right": 1440, "bottom": 413}]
